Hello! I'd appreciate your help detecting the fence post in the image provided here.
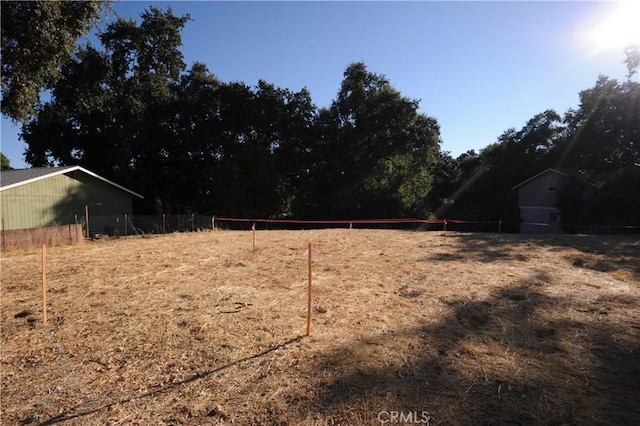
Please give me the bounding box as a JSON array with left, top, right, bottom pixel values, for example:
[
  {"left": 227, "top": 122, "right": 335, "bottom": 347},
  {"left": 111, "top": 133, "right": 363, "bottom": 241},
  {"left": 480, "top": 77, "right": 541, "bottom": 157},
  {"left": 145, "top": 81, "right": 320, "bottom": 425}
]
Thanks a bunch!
[
  {"left": 192, "top": 213, "right": 195, "bottom": 232},
  {"left": 125, "top": 214, "right": 128, "bottom": 236},
  {"left": 212, "top": 215, "right": 215, "bottom": 231},
  {"left": 163, "top": 214, "right": 166, "bottom": 234}
]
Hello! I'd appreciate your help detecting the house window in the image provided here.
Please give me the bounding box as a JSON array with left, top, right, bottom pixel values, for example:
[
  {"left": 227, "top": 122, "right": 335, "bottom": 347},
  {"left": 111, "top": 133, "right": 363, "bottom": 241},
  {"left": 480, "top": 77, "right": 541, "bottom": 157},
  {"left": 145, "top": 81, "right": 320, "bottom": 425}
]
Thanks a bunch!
[
  {"left": 549, "top": 212, "right": 558, "bottom": 223},
  {"left": 548, "top": 186, "right": 559, "bottom": 192}
]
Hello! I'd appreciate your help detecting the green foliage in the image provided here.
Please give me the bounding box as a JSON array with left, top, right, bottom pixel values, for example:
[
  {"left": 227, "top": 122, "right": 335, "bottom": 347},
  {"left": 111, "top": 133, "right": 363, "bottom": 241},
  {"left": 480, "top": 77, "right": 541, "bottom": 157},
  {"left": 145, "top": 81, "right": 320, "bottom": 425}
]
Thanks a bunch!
[
  {"left": 211, "top": 80, "right": 315, "bottom": 217},
  {"left": 1, "top": 0, "right": 109, "bottom": 122},
  {"left": 624, "top": 44, "right": 639, "bottom": 80},
  {"left": 444, "top": 111, "right": 562, "bottom": 225},
  {"left": 555, "top": 168, "right": 640, "bottom": 232},
  {"left": 309, "top": 62, "right": 440, "bottom": 218},
  {"left": 555, "top": 176, "right": 592, "bottom": 233},
  {"left": 555, "top": 76, "right": 640, "bottom": 170},
  {"left": 20, "top": 4, "right": 317, "bottom": 217},
  {"left": 590, "top": 168, "right": 640, "bottom": 226},
  {"left": 424, "top": 49, "right": 639, "bottom": 232},
  {"left": 14, "top": 7, "right": 639, "bottom": 229},
  {"left": 22, "top": 6, "right": 190, "bottom": 212},
  {"left": 0, "top": 152, "right": 11, "bottom": 170}
]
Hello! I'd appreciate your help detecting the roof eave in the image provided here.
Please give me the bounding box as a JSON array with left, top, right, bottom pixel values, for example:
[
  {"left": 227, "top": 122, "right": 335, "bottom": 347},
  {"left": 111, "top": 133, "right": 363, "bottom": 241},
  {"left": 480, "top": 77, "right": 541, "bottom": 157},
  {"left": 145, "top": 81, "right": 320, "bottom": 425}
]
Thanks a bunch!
[
  {"left": 0, "top": 166, "right": 144, "bottom": 199},
  {"left": 511, "top": 168, "right": 571, "bottom": 191}
]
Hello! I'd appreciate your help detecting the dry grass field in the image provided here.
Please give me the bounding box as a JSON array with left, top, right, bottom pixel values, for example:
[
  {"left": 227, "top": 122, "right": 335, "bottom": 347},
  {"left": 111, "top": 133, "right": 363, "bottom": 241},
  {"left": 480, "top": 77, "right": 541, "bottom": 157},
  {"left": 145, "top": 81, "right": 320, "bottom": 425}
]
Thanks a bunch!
[{"left": 1, "top": 229, "right": 639, "bottom": 425}]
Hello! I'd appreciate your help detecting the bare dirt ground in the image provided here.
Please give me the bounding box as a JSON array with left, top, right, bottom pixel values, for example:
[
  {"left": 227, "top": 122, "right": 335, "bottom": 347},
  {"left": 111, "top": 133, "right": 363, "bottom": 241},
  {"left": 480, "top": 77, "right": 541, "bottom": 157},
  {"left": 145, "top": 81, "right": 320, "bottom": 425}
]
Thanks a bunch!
[{"left": 1, "top": 229, "right": 639, "bottom": 425}]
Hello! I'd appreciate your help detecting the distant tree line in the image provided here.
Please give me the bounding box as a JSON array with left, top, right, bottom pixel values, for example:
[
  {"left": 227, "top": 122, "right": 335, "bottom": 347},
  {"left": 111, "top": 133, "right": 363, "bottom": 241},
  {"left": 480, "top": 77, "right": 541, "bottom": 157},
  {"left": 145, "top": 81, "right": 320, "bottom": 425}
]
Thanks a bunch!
[{"left": 2, "top": 5, "right": 639, "bottom": 229}]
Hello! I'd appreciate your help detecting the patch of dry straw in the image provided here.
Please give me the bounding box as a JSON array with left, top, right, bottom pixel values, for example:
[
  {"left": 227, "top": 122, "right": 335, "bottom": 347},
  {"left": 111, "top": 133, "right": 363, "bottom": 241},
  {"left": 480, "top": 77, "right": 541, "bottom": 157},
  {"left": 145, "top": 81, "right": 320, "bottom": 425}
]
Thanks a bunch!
[{"left": 1, "top": 230, "right": 639, "bottom": 425}]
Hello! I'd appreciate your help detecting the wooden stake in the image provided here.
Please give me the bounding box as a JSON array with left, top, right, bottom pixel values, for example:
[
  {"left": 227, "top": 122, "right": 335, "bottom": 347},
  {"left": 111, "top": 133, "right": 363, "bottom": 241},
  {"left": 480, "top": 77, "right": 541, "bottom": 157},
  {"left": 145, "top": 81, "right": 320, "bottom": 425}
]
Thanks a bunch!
[
  {"left": 306, "top": 243, "right": 312, "bottom": 336},
  {"left": 42, "top": 245, "right": 47, "bottom": 324},
  {"left": 252, "top": 222, "right": 256, "bottom": 252},
  {"left": 497, "top": 219, "right": 502, "bottom": 242}
]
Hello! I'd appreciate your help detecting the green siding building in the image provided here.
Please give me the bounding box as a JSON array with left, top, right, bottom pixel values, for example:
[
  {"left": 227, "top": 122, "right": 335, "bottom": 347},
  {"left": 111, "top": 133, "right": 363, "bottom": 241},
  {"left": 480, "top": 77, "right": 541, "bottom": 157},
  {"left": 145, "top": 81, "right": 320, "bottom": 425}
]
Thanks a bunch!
[{"left": 1, "top": 166, "right": 143, "bottom": 233}]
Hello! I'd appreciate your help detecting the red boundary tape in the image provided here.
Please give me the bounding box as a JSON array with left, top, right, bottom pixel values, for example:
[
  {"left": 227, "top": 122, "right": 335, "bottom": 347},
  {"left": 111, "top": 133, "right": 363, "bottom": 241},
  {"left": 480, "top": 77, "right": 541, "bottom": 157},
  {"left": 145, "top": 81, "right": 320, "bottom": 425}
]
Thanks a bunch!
[
  {"left": 212, "top": 216, "right": 640, "bottom": 230},
  {"left": 213, "top": 217, "right": 497, "bottom": 226}
]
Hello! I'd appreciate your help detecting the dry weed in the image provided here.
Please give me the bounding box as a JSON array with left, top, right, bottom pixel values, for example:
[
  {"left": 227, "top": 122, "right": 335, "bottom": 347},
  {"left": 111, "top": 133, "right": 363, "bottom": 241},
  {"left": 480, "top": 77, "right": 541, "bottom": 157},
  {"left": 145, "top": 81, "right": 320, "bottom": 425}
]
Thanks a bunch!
[{"left": 1, "top": 230, "right": 638, "bottom": 425}]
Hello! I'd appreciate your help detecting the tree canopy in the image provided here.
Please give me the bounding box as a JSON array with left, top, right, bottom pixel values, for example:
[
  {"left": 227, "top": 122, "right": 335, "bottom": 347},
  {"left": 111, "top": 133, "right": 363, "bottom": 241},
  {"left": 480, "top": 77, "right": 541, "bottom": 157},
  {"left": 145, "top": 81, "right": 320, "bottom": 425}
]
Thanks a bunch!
[
  {"left": 10, "top": 6, "right": 640, "bottom": 230},
  {"left": 0, "top": 152, "right": 11, "bottom": 170},
  {"left": 19, "top": 8, "right": 442, "bottom": 218},
  {"left": 1, "top": 0, "right": 110, "bottom": 122},
  {"left": 302, "top": 63, "right": 440, "bottom": 218}
]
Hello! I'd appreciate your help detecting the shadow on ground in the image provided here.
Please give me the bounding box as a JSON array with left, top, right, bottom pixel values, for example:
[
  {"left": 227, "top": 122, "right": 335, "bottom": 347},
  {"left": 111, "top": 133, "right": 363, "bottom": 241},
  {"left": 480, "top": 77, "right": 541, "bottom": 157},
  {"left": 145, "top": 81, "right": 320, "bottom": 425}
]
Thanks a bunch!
[
  {"left": 32, "top": 234, "right": 639, "bottom": 425},
  {"left": 428, "top": 233, "right": 640, "bottom": 278},
  {"left": 295, "top": 277, "right": 640, "bottom": 425},
  {"left": 35, "top": 337, "right": 305, "bottom": 425}
]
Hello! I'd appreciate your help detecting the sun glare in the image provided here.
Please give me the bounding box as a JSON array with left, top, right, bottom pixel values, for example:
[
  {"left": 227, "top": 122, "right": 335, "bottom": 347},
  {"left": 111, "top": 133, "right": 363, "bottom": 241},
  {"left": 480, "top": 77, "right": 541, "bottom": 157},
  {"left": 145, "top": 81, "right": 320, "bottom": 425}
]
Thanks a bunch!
[{"left": 588, "top": 2, "right": 640, "bottom": 52}]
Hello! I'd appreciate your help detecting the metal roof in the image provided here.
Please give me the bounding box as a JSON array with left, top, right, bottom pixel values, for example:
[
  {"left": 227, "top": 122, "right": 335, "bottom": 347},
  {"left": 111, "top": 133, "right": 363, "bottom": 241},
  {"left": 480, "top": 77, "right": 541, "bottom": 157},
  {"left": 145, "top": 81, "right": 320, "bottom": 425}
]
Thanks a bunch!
[{"left": 0, "top": 166, "right": 143, "bottom": 198}]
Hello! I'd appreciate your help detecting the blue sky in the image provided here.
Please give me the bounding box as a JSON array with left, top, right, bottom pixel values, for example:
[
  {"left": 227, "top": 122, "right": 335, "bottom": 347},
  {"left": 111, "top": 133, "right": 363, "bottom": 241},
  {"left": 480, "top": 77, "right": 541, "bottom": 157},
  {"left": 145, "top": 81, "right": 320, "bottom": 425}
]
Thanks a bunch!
[{"left": 1, "top": 1, "right": 635, "bottom": 169}]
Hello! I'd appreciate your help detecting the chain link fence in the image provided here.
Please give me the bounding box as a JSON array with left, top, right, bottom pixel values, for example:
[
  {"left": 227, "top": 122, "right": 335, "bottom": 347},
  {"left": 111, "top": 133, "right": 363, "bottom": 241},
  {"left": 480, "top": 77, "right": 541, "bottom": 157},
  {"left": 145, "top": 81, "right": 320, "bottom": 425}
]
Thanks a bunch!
[
  {"left": 80, "top": 215, "right": 640, "bottom": 237},
  {"left": 4, "top": 214, "right": 638, "bottom": 249},
  {"left": 87, "top": 214, "right": 215, "bottom": 236}
]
